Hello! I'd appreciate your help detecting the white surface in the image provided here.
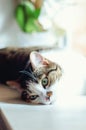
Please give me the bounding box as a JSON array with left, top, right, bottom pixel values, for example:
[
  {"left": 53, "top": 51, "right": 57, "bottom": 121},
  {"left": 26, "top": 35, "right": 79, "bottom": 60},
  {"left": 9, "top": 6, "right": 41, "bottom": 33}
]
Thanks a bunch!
[{"left": 1, "top": 97, "right": 86, "bottom": 130}]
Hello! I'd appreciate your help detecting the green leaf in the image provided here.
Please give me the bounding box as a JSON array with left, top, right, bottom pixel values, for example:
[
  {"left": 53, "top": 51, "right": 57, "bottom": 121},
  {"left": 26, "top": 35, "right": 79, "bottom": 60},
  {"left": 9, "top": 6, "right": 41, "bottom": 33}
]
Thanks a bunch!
[
  {"left": 33, "top": 8, "right": 41, "bottom": 19},
  {"left": 25, "top": 18, "right": 36, "bottom": 33},
  {"left": 24, "top": 18, "right": 43, "bottom": 33},
  {"left": 24, "top": 1, "right": 35, "bottom": 16},
  {"left": 24, "top": 2, "right": 41, "bottom": 19},
  {"left": 15, "top": 1, "right": 42, "bottom": 33},
  {"left": 33, "top": 20, "right": 43, "bottom": 32},
  {"left": 15, "top": 5, "right": 25, "bottom": 29}
]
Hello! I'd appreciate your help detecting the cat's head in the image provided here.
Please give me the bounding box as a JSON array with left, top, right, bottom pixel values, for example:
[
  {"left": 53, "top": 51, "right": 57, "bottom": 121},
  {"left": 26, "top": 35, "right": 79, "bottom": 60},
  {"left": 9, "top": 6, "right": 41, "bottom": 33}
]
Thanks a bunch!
[{"left": 22, "top": 51, "right": 62, "bottom": 105}]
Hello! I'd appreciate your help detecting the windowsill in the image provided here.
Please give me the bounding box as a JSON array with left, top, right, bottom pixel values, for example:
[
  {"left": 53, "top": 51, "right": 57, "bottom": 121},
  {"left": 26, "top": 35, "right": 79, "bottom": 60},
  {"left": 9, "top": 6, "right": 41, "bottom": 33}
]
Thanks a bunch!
[{"left": 0, "top": 96, "right": 86, "bottom": 130}]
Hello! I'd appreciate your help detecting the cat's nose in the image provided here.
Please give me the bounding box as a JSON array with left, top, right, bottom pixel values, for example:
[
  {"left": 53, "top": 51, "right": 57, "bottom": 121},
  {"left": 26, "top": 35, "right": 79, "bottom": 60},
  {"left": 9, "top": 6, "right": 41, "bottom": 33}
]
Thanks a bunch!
[{"left": 47, "top": 91, "right": 53, "bottom": 97}]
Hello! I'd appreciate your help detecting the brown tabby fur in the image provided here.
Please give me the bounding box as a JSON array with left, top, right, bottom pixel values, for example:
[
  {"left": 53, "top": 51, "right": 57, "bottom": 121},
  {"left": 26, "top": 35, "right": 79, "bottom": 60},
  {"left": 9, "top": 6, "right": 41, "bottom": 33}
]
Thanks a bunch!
[
  {"left": 0, "top": 46, "right": 50, "bottom": 83},
  {"left": 0, "top": 47, "right": 62, "bottom": 104}
]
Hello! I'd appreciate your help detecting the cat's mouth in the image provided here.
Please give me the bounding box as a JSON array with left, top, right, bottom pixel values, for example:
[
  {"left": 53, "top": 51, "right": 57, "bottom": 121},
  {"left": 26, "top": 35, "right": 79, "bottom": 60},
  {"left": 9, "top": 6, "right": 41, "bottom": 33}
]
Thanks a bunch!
[
  {"left": 45, "top": 96, "right": 51, "bottom": 101},
  {"left": 46, "top": 97, "right": 50, "bottom": 100},
  {"left": 41, "top": 95, "right": 54, "bottom": 105}
]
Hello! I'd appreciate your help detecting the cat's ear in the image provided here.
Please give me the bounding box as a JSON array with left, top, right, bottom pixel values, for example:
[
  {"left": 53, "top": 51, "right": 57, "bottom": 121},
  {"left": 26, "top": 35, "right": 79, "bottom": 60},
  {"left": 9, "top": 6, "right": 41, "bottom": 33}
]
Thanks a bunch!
[{"left": 30, "top": 51, "right": 49, "bottom": 69}]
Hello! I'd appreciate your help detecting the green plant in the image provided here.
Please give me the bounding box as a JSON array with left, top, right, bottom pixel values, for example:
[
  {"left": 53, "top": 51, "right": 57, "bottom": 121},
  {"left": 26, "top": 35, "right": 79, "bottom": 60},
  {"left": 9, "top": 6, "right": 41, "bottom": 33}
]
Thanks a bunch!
[{"left": 15, "top": 1, "right": 43, "bottom": 33}]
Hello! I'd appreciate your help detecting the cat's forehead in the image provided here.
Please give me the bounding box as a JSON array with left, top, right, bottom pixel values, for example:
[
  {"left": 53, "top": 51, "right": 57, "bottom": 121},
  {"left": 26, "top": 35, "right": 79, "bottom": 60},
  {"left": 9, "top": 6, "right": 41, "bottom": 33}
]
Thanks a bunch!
[
  {"left": 33, "top": 62, "right": 56, "bottom": 75},
  {"left": 34, "top": 62, "right": 62, "bottom": 81}
]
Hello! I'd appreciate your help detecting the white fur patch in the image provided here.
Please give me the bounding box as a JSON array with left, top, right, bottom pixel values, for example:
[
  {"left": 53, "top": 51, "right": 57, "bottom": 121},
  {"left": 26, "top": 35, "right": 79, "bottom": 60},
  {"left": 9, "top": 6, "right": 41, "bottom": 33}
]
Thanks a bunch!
[{"left": 26, "top": 80, "right": 59, "bottom": 104}]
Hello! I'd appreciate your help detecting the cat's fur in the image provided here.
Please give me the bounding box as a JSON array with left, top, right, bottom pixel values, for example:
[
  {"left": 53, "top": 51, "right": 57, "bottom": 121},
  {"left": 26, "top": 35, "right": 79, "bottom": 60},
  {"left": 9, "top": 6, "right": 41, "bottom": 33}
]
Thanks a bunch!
[{"left": 0, "top": 47, "right": 62, "bottom": 105}]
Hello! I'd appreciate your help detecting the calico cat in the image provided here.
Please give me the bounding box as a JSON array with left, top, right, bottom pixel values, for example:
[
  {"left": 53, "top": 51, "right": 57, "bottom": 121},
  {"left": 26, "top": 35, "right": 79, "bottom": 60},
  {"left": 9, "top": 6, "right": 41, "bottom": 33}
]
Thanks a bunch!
[{"left": 0, "top": 47, "right": 62, "bottom": 105}]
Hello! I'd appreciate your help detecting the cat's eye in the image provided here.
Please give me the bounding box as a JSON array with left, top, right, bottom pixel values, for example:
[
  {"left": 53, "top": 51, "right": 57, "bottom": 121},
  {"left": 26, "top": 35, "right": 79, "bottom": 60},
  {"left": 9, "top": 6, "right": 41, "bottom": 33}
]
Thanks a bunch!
[
  {"left": 29, "top": 95, "right": 39, "bottom": 100},
  {"left": 42, "top": 77, "right": 48, "bottom": 88}
]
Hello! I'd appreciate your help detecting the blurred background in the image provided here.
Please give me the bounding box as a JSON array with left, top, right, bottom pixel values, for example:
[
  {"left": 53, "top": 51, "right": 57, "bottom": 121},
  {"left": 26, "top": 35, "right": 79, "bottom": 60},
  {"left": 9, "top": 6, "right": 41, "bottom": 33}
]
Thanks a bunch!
[{"left": 0, "top": 0, "right": 86, "bottom": 56}]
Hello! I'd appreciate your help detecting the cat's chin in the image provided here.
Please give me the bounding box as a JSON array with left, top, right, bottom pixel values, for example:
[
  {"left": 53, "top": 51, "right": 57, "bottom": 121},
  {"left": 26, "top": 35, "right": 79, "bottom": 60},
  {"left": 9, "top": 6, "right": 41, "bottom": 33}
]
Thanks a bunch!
[
  {"left": 26, "top": 100, "right": 54, "bottom": 105},
  {"left": 38, "top": 96, "right": 56, "bottom": 105},
  {"left": 42, "top": 102, "right": 52, "bottom": 105},
  {"left": 37, "top": 102, "right": 51, "bottom": 105},
  {"left": 41, "top": 100, "right": 55, "bottom": 105},
  {"left": 27, "top": 99, "right": 54, "bottom": 105},
  {"left": 40, "top": 99, "right": 55, "bottom": 105}
]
